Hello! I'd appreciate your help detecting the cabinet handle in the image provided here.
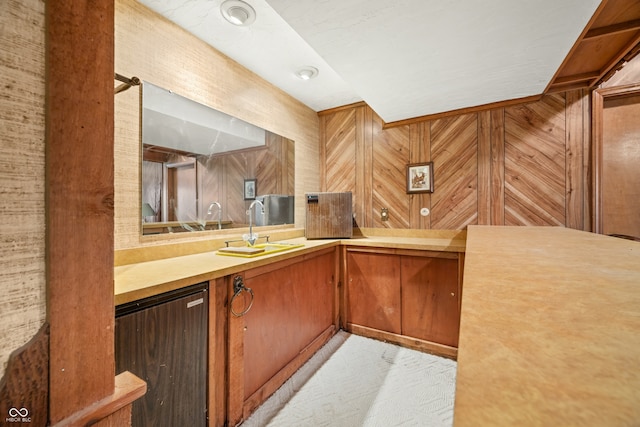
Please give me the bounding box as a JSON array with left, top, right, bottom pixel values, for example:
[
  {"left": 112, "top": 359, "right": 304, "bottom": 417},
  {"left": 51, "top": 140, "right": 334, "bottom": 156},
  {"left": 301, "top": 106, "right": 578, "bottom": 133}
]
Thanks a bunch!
[
  {"left": 230, "top": 276, "right": 254, "bottom": 317},
  {"left": 451, "top": 292, "right": 455, "bottom": 297}
]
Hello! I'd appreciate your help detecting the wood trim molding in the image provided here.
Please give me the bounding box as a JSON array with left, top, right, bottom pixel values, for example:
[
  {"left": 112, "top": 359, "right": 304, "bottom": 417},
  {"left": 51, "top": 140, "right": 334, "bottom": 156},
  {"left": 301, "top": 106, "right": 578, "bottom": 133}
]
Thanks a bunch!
[
  {"left": 347, "top": 324, "right": 458, "bottom": 360},
  {"left": 382, "top": 94, "right": 542, "bottom": 129},
  {"left": 51, "top": 372, "right": 147, "bottom": 427},
  {"left": 584, "top": 18, "right": 640, "bottom": 39},
  {"left": 318, "top": 101, "right": 367, "bottom": 116}
]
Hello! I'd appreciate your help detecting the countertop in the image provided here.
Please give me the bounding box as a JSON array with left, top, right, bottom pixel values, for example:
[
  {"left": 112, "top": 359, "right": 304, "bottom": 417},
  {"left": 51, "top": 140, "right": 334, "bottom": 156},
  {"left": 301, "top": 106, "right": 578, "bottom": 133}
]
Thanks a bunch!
[
  {"left": 114, "top": 232, "right": 465, "bottom": 305},
  {"left": 454, "top": 226, "right": 640, "bottom": 426}
]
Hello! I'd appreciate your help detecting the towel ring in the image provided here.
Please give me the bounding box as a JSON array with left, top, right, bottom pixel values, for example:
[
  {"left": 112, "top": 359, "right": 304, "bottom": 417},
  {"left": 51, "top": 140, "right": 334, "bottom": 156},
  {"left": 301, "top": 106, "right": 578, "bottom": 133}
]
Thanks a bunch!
[{"left": 230, "top": 275, "right": 254, "bottom": 317}]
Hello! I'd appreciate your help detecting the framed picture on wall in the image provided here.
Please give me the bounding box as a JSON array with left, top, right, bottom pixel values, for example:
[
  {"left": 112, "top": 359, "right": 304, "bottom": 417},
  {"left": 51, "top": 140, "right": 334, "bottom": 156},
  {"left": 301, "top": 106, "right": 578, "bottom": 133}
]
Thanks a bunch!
[
  {"left": 406, "top": 162, "right": 434, "bottom": 193},
  {"left": 244, "top": 179, "right": 257, "bottom": 200}
]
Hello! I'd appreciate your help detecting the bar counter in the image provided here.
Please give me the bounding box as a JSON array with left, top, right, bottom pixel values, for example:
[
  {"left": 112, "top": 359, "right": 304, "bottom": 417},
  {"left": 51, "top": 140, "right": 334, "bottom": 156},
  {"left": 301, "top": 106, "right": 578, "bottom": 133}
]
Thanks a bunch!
[{"left": 454, "top": 226, "right": 640, "bottom": 426}]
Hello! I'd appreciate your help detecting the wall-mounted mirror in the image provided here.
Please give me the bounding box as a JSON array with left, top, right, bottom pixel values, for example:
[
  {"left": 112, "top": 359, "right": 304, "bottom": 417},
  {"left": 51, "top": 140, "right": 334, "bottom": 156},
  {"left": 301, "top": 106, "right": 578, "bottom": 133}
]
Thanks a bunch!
[{"left": 141, "top": 82, "right": 295, "bottom": 235}]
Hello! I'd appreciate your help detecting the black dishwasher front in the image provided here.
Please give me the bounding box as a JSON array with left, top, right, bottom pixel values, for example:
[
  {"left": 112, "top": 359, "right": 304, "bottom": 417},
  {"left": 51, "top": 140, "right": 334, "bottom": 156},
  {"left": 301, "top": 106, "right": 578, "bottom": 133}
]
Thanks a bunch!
[{"left": 115, "top": 282, "right": 208, "bottom": 427}]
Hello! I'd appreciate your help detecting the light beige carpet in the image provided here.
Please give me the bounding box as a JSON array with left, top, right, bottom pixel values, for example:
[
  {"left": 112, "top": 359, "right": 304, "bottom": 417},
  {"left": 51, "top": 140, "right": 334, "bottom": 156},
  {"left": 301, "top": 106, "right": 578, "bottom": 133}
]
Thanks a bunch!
[{"left": 242, "top": 331, "right": 457, "bottom": 427}]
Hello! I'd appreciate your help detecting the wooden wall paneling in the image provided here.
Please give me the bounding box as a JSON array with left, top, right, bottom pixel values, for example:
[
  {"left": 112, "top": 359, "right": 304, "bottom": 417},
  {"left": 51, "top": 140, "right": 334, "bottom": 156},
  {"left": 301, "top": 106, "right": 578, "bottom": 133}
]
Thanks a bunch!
[
  {"left": 287, "top": 137, "right": 295, "bottom": 195},
  {"left": 46, "top": 0, "right": 116, "bottom": 422},
  {"left": 582, "top": 90, "right": 593, "bottom": 232},
  {"left": 409, "top": 122, "right": 431, "bottom": 229},
  {"left": 275, "top": 134, "right": 286, "bottom": 194},
  {"left": 430, "top": 114, "right": 479, "bottom": 229},
  {"left": 592, "top": 89, "right": 605, "bottom": 233},
  {"left": 224, "top": 153, "right": 248, "bottom": 225},
  {"left": 371, "top": 112, "right": 411, "bottom": 228},
  {"left": 477, "top": 111, "right": 491, "bottom": 225},
  {"left": 318, "top": 90, "right": 591, "bottom": 232},
  {"left": 360, "top": 106, "right": 374, "bottom": 228},
  {"left": 198, "top": 155, "right": 223, "bottom": 221},
  {"left": 319, "top": 114, "right": 327, "bottom": 190},
  {"left": 384, "top": 95, "right": 542, "bottom": 129},
  {"left": 565, "top": 89, "right": 587, "bottom": 230},
  {"left": 324, "top": 108, "right": 357, "bottom": 193},
  {"left": 490, "top": 109, "right": 506, "bottom": 225},
  {"left": 257, "top": 138, "right": 277, "bottom": 196},
  {"left": 504, "top": 94, "right": 567, "bottom": 226}
]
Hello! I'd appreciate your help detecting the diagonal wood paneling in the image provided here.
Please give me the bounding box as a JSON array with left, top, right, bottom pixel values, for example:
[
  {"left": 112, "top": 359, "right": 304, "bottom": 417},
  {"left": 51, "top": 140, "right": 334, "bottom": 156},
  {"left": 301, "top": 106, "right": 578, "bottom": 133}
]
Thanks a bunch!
[
  {"left": 318, "top": 91, "right": 589, "bottom": 232},
  {"left": 430, "top": 113, "right": 478, "bottom": 229},
  {"left": 372, "top": 113, "right": 410, "bottom": 228},
  {"left": 225, "top": 152, "right": 250, "bottom": 224},
  {"left": 287, "top": 137, "right": 295, "bottom": 195},
  {"left": 504, "top": 94, "right": 566, "bottom": 226},
  {"left": 256, "top": 149, "right": 277, "bottom": 195},
  {"left": 409, "top": 122, "right": 431, "bottom": 229},
  {"left": 324, "top": 109, "right": 357, "bottom": 193}
]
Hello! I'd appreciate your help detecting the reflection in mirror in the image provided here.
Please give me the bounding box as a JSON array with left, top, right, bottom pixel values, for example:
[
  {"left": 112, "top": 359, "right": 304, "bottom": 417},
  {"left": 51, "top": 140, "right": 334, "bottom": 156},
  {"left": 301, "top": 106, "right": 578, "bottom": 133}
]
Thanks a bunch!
[{"left": 141, "top": 82, "right": 295, "bottom": 235}]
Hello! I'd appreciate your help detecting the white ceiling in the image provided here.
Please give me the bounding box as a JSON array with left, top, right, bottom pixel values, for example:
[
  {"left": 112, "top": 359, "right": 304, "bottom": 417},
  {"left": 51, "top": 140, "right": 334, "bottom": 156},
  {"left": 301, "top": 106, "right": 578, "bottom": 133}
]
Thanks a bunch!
[{"left": 137, "top": 0, "right": 601, "bottom": 123}]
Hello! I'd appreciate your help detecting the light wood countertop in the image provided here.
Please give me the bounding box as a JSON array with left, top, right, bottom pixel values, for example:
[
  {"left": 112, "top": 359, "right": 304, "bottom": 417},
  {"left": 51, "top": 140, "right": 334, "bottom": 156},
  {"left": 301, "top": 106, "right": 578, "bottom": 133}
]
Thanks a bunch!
[
  {"left": 114, "top": 232, "right": 465, "bottom": 305},
  {"left": 114, "top": 237, "right": 335, "bottom": 305},
  {"left": 454, "top": 226, "right": 640, "bottom": 426}
]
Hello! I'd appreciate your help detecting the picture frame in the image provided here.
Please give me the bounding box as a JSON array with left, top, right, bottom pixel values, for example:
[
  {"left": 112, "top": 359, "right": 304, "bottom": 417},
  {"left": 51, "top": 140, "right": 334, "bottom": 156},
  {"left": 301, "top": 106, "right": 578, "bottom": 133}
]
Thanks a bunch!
[
  {"left": 243, "top": 178, "right": 257, "bottom": 200},
  {"left": 406, "top": 162, "right": 434, "bottom": 193}
]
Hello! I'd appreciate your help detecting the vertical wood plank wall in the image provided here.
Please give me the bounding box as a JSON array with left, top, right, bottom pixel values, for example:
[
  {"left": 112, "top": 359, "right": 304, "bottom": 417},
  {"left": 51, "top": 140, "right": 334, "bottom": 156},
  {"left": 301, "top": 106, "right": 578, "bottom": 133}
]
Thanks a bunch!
[{"left": 320, "top": 90, "right": 590, "bottom": 231}]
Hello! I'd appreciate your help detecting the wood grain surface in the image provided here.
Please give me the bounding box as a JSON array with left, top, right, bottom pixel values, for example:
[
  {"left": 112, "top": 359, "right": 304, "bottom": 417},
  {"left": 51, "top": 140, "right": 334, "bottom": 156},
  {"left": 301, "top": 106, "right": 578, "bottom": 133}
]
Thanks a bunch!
[
  {"left": 504, "top": 93, "right": 566, "bottom": 226},
  {"left": 0, "top": 323, "right": 48, "bottom": 427},
  {"left": 455, "top": 226, "right": 640, "bottom": 426},
  {"left": 46, "top": 0, "right": 116, "bottom": 422},
  {"left": 321, "top": 92, "right": 590, "bottom": 231}
]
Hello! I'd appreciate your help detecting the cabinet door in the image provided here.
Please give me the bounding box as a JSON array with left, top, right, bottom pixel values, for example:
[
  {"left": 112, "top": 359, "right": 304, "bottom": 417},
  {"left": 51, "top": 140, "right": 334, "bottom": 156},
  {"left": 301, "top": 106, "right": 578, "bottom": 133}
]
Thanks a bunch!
[
  {"left": 242, "top": 250, "right": 335, "bottom": 399},
  {"left": 346, "top": 251, "right": 401, "bottom": 334},
  {"left": 115, "top": 289, "right": 208, "bottom": 427},
  {"left": 401, "top": 255, "right": 459, "bottom": 347}
]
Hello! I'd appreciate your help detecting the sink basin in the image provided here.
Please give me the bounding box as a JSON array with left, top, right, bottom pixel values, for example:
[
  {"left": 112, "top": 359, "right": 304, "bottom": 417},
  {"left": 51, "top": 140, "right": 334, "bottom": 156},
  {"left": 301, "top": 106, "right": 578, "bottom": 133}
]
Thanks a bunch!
[{"left": 216, "top": 242, "right": 305, "bottom": 258}]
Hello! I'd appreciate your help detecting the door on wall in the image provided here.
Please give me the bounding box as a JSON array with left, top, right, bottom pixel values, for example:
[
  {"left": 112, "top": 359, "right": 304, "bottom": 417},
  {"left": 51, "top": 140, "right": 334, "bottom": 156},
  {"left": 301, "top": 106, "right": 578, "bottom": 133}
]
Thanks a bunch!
[
  {"left": 166, "top": 160, "right": 197, "bottom": 222},
  {"left": 594, "top": 86, "right": 640, "bottom": 239}
]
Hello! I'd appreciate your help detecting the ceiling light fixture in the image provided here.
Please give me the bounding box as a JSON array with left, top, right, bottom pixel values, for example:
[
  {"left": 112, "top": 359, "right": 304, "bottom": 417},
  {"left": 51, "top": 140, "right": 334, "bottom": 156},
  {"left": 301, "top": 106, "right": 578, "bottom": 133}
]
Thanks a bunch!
[
  {"left": 220, "top": 0, "right": 256, "bottom": 26},
  {"left": 296, "top": 66, "right": 319, "bottom": 81}
]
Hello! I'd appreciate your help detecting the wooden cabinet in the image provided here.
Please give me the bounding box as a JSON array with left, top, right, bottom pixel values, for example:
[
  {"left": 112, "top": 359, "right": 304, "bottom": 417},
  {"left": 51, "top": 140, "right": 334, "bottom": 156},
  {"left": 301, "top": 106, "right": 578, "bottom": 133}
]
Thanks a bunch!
[
  {"left": 115, "top": 283, "right": 208, "bottom": 427},
  {"left": 401, "top": 254, "right": 460, "bottom": 347},
  {"left": 346, "top": 251, "right": 401, "bottom": 334},
  {"left": 345, "top": 248, "right": 463, "bottom": 357},
  {"left": 228, "top": 248, "right": 338, "bottom": 425}
]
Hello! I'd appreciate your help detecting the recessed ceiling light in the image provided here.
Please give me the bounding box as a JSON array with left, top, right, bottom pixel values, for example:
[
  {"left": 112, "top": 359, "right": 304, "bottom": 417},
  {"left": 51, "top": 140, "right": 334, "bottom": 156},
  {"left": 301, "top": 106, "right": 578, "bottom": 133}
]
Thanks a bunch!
[
  {"left": 220, "top": 0, "right": 256, "bottom": 26},
  {"left": 296, "top": 66, "right": 319, "bottom": 80}
]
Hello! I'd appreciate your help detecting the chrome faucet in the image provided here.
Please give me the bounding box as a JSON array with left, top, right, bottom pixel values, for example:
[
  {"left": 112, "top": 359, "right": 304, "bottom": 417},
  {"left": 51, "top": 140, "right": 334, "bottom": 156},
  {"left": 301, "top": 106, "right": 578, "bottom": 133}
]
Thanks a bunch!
[
  {"left": 245, "top": 200, "right": 264, "bottom": 246},
  {"left": 207, "top": 201, "right": 222, "bottom": 230}
]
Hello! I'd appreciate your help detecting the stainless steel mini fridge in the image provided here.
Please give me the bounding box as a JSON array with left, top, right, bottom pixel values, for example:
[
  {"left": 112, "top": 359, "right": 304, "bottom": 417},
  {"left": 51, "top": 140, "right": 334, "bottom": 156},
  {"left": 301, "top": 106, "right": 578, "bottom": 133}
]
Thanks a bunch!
[
  {"left": 254, "top": 194, "right": 295, "bottom": 226},
  {"left": 305, "top": 192, "right": 353, "bottom": 239}
]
